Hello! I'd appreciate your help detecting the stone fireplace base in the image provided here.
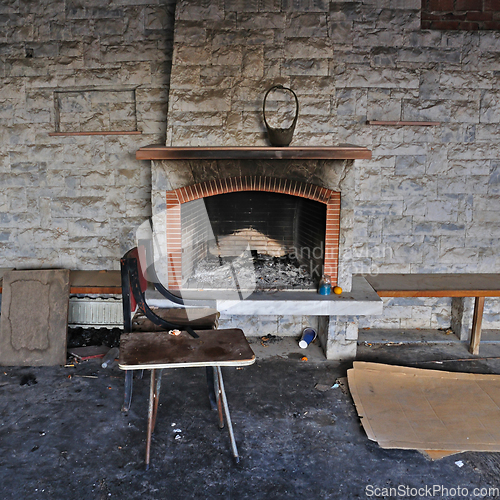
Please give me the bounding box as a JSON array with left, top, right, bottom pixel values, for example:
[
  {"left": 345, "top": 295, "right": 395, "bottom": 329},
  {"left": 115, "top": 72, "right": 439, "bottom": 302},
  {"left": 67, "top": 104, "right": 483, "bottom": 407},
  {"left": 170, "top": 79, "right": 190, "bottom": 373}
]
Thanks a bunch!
[{"left": 147, "top": 276, "right": 382, "bottom": 360}]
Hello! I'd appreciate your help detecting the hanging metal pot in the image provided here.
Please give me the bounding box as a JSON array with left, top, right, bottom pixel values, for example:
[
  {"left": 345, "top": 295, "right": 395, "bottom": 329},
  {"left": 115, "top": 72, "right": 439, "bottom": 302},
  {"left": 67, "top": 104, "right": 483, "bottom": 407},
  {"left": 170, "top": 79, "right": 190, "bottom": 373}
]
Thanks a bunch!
[{"left": 263, "top": 85, "right": 299, "bottom": 147}]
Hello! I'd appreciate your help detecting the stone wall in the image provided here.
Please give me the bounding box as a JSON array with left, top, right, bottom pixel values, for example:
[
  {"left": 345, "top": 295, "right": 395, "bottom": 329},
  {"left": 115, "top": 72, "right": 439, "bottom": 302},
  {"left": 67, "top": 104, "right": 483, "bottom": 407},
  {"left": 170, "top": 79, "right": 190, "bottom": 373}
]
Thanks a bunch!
[
  {"left": 422, "top": 0, "right": 500, "bottom": 30},
  {"left": 164, "top": 0, "right": 500, "bottom": 329},
  {"left": 0, "top": 0, "right": 176, "bottom": 269},
  {"left": 1, "top": 0, "right": 499, "bottom": 329}
]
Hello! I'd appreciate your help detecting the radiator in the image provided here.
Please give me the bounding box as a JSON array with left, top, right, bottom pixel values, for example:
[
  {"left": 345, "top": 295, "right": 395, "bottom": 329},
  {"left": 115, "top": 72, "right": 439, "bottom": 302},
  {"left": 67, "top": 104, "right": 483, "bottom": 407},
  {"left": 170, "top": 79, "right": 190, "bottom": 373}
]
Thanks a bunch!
[{"left": 68, "top": 297, "right": 123, "bottom": 328}]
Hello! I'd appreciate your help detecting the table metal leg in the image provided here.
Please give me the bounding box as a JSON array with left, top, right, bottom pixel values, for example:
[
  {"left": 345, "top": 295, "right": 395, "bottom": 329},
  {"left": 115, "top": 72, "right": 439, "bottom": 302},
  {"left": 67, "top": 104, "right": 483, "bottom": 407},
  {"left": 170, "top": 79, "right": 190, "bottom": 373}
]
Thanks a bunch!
[
  {"left": 145, "top": 369, "right": 156, "bottom": 470},
  {"left": 145, "top": 368, "right": 164, "bottom": 470},
  {"left": 122, "top": 371, "right": 133, "bottom": 412},
  {"left": 216, "top": 366, "right": 239, "bottom": 463},
  {"left": 213, "top": 366, "right": 224, "bottom": 429},
  {"left": 206, "top": 366, "right": 217, "bottom": 411},
  {"left": 470, "top": 296, "right": 485, "bottom": 355},
  {"left": 151, "top": 369, "right": 163, "bottom": 434}
]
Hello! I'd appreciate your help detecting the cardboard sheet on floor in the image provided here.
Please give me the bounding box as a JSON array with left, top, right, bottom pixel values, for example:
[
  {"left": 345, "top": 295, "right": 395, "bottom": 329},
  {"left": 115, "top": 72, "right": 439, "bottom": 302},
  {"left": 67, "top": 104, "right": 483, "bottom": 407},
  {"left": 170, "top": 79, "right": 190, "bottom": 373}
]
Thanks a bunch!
[
  {"left": 0, "top": 269, "right": 70, "bottom": 366},
  {"left": 347, "top": 362, "right": 500, "bottom": 454}
]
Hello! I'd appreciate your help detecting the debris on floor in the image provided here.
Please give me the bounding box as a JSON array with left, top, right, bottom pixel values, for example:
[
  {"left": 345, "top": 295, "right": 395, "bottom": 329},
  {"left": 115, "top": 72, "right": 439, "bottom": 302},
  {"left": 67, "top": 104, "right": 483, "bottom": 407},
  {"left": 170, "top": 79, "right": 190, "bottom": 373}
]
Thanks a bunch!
[
  {"left": 20, "top": 374, "right": 37, "bottom": 386},
  {"left": 334, "top": 376, "right": 349, "bottom": 395},
  {"left": 101, "top": 347, "right": 120, "bottom": 369},
  {"left": 67, "top": 327, "right": 121, "bottom": 350},
  {"left": 313, "top": 379, "right": 345, "bottom": 392},
  {"left": 348, "top": 361, "right": 500, "bottom": 458},
  {"left": 314, "top": 383, "right": 334, "bottom": 392},
  {"left": 67, "top": 345, "right": 110, "bottom": 361},
  {"left": 259, "top": 334, "right": 281, "bottom": 348}
]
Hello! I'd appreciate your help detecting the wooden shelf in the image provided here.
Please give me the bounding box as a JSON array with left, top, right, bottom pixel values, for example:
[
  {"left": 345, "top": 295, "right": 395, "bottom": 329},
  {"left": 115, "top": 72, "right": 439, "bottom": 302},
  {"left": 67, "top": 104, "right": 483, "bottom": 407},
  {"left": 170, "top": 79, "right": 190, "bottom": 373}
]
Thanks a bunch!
[
  {"left": 136, "top": 145, "right": 372, "bottom": 161},
  {"left": 366, "top": 121, "right": 440, "bottom": 126},
  {"left": 49, "top": 131, "right": 142, "bottom": 137},
  {"left": 365, "top": 273, "right": 500, "bottom": 297},
  {"left": 0, "top": 269, "right": 121, "bottom": 295}
]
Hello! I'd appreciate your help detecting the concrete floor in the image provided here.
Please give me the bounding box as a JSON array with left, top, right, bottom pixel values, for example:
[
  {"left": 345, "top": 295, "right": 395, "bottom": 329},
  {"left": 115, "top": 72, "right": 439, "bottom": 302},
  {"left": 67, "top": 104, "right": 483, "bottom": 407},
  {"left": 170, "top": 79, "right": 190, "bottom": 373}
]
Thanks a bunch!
[{"left": 1, "top": 332, "right": 500, "bottom": 500}]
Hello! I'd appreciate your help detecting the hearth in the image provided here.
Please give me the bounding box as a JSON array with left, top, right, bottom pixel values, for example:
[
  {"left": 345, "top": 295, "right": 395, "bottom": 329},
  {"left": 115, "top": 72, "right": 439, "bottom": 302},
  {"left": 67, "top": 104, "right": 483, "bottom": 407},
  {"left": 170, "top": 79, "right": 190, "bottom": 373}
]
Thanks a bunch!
[{"left": 185, "top": 252, "right": 317, "bottom": 291}]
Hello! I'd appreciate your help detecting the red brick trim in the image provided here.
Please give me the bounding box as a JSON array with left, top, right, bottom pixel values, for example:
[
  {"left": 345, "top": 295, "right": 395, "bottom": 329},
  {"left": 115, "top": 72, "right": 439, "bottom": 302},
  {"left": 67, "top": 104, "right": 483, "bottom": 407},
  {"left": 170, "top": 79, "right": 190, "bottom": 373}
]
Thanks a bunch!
[
  {"left": 422, "top": 0, "right": 500, "bottom": 29},
  {"left": 172, "top": 176, "right": 335, "bottom": 205},
  {"left": 165, "top": 176, "right": 341, "bottom": 289}
]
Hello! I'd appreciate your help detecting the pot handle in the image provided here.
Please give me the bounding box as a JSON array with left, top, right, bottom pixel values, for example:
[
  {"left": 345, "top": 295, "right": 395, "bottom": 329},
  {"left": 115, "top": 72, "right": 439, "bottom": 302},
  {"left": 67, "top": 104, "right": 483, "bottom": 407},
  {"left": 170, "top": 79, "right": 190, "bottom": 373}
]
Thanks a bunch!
[{"left": 263, "top": 85, "right": 299, "bottom": 132}]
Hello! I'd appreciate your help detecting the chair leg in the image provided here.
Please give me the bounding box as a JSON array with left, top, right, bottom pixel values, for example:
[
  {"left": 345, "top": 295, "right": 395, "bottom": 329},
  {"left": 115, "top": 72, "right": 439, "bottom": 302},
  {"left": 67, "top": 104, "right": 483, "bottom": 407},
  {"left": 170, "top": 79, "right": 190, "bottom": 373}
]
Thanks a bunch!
[
  {"left": 206, "top": 366, "right": 217, "bottom": 411},
  {"left": 215, "top": 366, "right": 239, "bottom": 463},
  {"left": 122, "top": 371, "right": 134, "bottom": 412}
]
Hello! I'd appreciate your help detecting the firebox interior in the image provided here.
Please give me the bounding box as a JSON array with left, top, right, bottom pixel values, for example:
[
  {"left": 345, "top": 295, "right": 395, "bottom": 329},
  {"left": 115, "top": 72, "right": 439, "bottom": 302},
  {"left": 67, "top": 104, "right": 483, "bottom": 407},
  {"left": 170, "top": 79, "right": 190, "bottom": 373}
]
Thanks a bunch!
[{"left": 180, "top": 191, "right": 327, "bottom": 290}]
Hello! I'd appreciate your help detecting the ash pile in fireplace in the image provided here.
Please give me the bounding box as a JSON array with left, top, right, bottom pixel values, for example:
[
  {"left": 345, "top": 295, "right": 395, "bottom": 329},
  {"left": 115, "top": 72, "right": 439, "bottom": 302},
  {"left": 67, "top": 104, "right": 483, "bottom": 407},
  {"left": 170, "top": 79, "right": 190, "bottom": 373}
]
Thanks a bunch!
[{"left": 185, "top": 252, "right": 316, "bottom": 291}]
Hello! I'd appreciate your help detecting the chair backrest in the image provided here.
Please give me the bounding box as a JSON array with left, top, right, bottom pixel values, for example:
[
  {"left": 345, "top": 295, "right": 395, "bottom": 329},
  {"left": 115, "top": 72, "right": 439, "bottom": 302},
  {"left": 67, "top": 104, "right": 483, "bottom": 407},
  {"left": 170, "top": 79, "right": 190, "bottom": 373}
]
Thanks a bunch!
[
  {"left": 121, "top": 247, "right": 148, "bottom": 332},
  {"left": 120, "top": 246, "right": 199, "bottom": 338}
]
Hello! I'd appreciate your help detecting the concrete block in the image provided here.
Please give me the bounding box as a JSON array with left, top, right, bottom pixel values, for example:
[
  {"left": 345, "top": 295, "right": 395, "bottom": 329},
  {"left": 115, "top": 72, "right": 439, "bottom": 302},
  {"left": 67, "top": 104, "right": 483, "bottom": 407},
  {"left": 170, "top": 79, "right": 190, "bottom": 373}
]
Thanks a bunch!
[
  {"left": 241, "top": 47, "right": 264, "bottom": 77},
  {"left": 281, "top": 58, "right": 329, "bottom": 76},
  {"left": 336, "top": 67, "right": 419, "bottom": 89},
  {"left": 317, "top": 315, "right": 358, "bottom": 360},
  {"left": 286, "top": 13, "right": 328, "bottom": 38},
  {"left": 0, "top": 269, "right": 70, "bottom": 366},
  {"left": 394, "top": 155, "right": 426, "bottom": 176},
  {"left": 367, "top": 95, "right": 401, "bottom": 121},
  {"left": 237, "top": 12, "right": 284, "bottom": 29},
  {"left": 451, "top": 296, "right": 474, "bottom": 341}
]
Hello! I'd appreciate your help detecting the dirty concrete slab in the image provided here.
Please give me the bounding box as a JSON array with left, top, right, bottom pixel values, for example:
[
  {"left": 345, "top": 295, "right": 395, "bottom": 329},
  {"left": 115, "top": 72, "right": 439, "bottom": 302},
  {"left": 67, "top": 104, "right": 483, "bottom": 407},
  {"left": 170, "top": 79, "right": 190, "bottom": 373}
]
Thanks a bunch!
[
  {"left": 357, "top": 332, "right": 500, "bottom": 375},
  {"left": 0, "top": 336, "right": 500, "bottom": 499},
  {"left": 248, "top": 334, "right": 326, "bottom": 361}
]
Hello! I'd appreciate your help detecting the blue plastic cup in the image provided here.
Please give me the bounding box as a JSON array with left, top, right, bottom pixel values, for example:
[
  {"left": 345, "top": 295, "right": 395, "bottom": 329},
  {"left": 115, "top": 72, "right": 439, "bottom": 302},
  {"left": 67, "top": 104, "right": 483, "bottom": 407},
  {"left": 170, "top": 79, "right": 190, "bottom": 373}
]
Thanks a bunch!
[{"left": 299, "top": 327, "right": 317, "bottom": 349}]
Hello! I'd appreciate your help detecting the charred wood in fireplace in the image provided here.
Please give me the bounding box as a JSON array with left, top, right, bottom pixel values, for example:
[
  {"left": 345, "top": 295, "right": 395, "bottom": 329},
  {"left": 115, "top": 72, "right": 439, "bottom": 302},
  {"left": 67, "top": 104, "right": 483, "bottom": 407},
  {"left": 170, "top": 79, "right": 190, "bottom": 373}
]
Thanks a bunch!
[{"left": 185, "top": 251, "right": 317, "bottom": 291}]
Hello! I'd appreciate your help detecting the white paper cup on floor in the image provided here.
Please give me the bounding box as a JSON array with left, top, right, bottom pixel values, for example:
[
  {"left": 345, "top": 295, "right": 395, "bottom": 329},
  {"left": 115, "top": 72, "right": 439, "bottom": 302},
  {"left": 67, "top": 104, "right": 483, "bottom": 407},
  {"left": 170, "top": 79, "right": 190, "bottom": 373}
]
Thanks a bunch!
[{"left": 299, "top": 327, "right": 317, "bottom": 349}]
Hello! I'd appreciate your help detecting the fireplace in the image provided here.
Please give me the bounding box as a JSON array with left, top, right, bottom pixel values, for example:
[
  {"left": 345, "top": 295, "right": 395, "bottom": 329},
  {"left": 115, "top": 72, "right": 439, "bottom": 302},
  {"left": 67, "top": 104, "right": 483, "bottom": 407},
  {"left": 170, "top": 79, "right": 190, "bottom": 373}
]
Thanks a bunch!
[
  {"left": 165, "top": 175, "right": 340, "bottom": 291},
  {"left": 138, "top": 147, "right": 382, "bottom": 361},
  {"left": 142, "top": 150, "right": 364, "bottom": 295},
  {"left": 132, "top": 0, "right": 383, "bottom": 361}
]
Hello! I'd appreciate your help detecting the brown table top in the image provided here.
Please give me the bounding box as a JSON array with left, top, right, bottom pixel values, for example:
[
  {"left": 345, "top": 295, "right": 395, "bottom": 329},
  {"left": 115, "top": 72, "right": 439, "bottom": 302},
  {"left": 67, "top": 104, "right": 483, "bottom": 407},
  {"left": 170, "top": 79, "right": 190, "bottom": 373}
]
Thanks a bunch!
[
  {"left": 119, "top": 328, "right": 256, "bottom": 370},
  {"left": 365, "top": 273, "right": 500, "bottom": 297}
]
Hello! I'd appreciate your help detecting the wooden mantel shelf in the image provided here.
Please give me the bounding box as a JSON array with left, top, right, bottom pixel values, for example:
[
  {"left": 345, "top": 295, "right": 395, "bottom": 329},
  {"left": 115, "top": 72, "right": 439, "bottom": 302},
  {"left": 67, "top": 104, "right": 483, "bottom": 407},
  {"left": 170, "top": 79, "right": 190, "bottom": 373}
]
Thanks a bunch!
[{"left": 136, "top": 144, "right": 372, "bottom": 161}]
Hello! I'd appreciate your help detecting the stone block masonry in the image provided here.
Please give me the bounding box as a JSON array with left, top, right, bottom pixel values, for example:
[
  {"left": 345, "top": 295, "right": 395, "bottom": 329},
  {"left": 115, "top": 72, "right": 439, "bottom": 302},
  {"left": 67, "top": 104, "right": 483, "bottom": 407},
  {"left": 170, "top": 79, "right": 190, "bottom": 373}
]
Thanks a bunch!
[
  {"left": 0, "top": 0, "right": 177, "bottom": 270},
  {"left": 422, "top": 0, "right": 500, "bottom": 30},
  {"left": 1, "top": 0, "right": 499, "bottom": 331},
  {"left": 162, "top": 0, "right": 500, "bottom": 330}
]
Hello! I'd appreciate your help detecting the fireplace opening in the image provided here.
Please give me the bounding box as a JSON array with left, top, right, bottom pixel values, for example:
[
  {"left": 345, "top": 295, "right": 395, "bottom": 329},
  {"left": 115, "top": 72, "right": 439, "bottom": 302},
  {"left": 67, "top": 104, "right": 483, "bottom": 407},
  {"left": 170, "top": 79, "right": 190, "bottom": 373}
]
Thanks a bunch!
[{"left": 180, "top": 191, "right": 327, "bottom": 291}]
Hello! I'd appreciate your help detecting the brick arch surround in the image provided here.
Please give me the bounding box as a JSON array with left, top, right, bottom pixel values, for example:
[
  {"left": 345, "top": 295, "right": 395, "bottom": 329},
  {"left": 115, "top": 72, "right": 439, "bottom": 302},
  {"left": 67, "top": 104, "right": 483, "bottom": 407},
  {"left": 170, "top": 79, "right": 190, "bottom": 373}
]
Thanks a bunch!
[{"left": 165, "top": 176, "right": 341, "bottom": 289}]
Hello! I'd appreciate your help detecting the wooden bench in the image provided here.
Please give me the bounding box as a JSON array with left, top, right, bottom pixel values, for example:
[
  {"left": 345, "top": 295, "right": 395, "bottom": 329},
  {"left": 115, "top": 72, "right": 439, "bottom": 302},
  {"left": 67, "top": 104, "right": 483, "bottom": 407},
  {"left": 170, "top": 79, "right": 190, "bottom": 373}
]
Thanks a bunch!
[
  {"left": 365, "top": 274, "right": 500, "bottom": 355},
  {"left": 0, "top": 269, "right": 121, "bottom": 295}
]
